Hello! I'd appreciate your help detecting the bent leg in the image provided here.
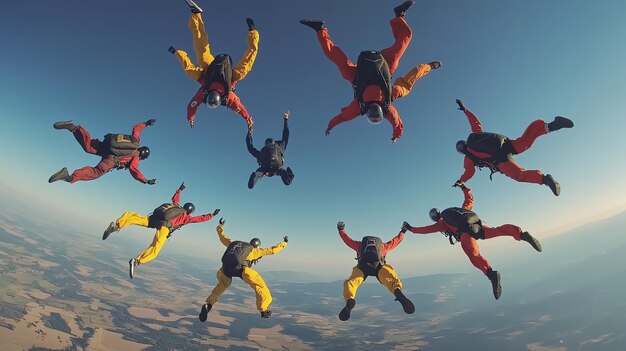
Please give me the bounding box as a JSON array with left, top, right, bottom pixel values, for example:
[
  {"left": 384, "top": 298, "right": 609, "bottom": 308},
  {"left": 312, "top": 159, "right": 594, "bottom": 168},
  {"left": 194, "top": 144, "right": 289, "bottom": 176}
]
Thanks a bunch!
[
  {"left": 69, "top": 157, "right": 115, "bottom": 183},
  {"left": 460, "top": 233, "right": 491, "bottom": 275},
  {"left": 377, "top": 264, "right": 403, "bottom": 294},
  {"left": 343, "top": 266, "right": 365, "bottom": 300},
  {"left": 116, "top": 212, "right": 149, "bottom": 229},
  {"left": 173, "top": 49, "right": 204, "bottom": 81},
  {"left": 510, "top": 119, "right": 548, "bottom": 154},
  {"left": 497, "top": 159, "right": 544, "bottom": 184},
  {"left": 206, "top": 268, "right": 232, "bottom": 305},
  {"left": 380, "top": 17, "right": 412, "bottom": 73},
  {"left": 248, "top": 168, "right": 265, "bottom": 189},
  {"left": 189, "top": 13, "right": 214, "bottom": 68},
  {"left": 135, "top": 226, "right": 170, "bottom": 264},
  {"left": 392, "top": 64, "right": 432, "bottom": 99},
  {"left": 242, "top": 267, "right": 272, "bottom": 312},
  {"left": 482, "top": 224, "right": 522, "bottom": 241},
  {"left": 276, "top": 168, "right": 293, "bottom": 186},
  {"left": 232, "top": 29, "right": 260, "bottom": 82},
  {"left": 72, "top": 126, "right": 100, "bottom": 154},
  {"left": 316, "top": 28, "right": 356, "bottom": 82}
]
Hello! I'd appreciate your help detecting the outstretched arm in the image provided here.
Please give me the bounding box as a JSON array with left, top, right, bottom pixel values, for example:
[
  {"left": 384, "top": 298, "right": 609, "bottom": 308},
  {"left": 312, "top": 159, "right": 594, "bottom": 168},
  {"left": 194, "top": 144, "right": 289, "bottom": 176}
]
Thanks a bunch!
[
  {"left": 337, "top": 222, "right": 360, "bottom": 252},
  {"left": 131, "top": 121, "right": 149, "bottom": 141},
  {"left": 172, "top": 182, "right": 185, "bottom": 204},
  {"left": 464, "top": 109, "right": 483, "bottom": 133},
  {"left": 187, "top": 87, "right": 204, "bottom": 128},
  {"left": 407, "top": 222, "right": 447, "bottom": 234},
  {"left": 461, "top": 186, "right": 474, "bottom": 211},
  {"left": 216, "top": 222, "right": 233, "bottom": 247},
  {"left": 326, "top": 100, "right": 361, "bottom": 135},
  {"left": 246, "top": 131, "right": 260, "bottom": 158},
  {"left": 381, "top": 230, "right": 404, "bottom": 255},
  {"left": 128, "top": 158, "right": 148, "bottom": 184},
  {"left": 458, "top": 156, "right": 477, "bottom": 183},
  {"left": 248, "top": 240, "right": 287, "bottom": 260},
  {"left": 226, "top": 93, "right": 254, "bottom": 130},
  {"left": 385, "top": 105, "right": 403, "bottom": 142},
  {"left": 279, "top": 111, "right": 290, "bottom": 150}
]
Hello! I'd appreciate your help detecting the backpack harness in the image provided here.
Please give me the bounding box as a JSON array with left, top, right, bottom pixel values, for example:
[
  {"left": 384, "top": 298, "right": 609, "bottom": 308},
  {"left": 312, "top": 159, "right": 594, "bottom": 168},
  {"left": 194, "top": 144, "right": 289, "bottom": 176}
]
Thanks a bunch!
[
  {"left": 353, "top": 51, "right": 392, "bottom": 116},
  {"left": 221, "top": 241, "right": 259, "bottom": 278},
  {"left": 202, "top": 54, "right": 233, "bottom": 106},
  {"left": 147, "top": 203, "right": 187, "bottom": 238},
  {"left": 440, "top": 207, "right": 484, "bottom": 245},
  {"left": 356, "top": 236, "right": 386, "bottom": 278}
]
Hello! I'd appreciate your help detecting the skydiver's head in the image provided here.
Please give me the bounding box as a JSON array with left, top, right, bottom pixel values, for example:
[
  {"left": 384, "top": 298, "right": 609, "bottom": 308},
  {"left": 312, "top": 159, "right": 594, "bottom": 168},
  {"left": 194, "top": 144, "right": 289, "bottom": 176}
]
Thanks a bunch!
[
  {"left": 183, "top": 202, "right": 195, "bottom": 214},
  {"left": 138, "top": 146, "right": 150, "bottom": 160},
  {"left": 366, "top": 103, "right": 384, "bottom": 125},
  {"left": 250, "top": 238, "right": 261, "bottom": 248},
  {"left": 456, "top": 140, "right": 467, "bottom": 154},
  {"left": 429, "top": 208, "right": 441, "bottom": 222},
  {"left": 204, "top": 90, "right": 221, "bottom": 109},
  {"left": 265, "top": 138, "right": 274, "bottom": 145}
]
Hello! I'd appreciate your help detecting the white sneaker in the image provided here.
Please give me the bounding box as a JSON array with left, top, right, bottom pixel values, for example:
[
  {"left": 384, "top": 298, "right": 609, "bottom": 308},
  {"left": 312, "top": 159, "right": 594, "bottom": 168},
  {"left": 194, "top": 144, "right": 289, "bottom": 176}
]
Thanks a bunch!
[
  {"left": 129, "top": 258, "right": 138, "bottom": 279},
  {"left": 185, "top": 0, "right": 202, "bottom": 13}
]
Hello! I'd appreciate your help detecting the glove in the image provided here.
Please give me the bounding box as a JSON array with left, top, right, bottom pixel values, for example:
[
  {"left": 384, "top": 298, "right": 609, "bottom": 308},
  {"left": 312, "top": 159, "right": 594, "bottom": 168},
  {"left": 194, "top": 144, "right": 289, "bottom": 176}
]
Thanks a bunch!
[
  {"left": 283, "top": 110, "right": 290, "bottom": 120},
  {"left": 146, "top": 179, "right": 157, "bottom": 185},
  {"left": 219, "top": 217, "right": 225, "bottom": 225},
  {"left": 179, "top": 182, "right": 186, "bottom": 191},
  {"left": 325, "top": 128, "right": 331, "bottom": 136},
  {"left": 146, "top": 119, "right": 156, "bottom": 126},
  {"left": 189, "top": 120, "right": 195, "bottom": 128},
  {"left": 456, "top": 99, "right": 466, "bottom": 111},
  {"left": 247, "top": 119, "right": 254, "bottom": 132},
  {"left": 283, "top": 236, "right": 288, "bottom": 243},
  {"left": 452, "top": 180, "right": 466, "bottom": 189},
  {"left": 213, "top": 209, "right": 221, "bottom": 216},
  {"left": 337, "top": 221, "right": 345, "bottom": 231},
  {"left": 401, "top": 221, "right": 412, "bottom": 233}
]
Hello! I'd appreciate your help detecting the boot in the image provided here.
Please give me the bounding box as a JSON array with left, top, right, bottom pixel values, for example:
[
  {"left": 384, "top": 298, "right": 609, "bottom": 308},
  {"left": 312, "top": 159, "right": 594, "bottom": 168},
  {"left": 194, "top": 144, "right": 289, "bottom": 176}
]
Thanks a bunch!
[
  {"left": 428, "top": 61, "right": 442, "bottom": 70},
  {"left": 260, "top": 310, "right": 272, "bottom": 318},
  {"left": 199, "top": 303, "right": 212, "bottom": 322},
  {"left": 184, "top": 0, "right": 202, "bottom": 13},
  {"left": 246, "top": 18, "right": 255, "bottom": 31},
  {"left": 53, "top": 120, "right": 76, "bottom": 131},
  {"left": 102, "top": 221, "right": 119, "bottom": 240},
  {"left": 520, "top": 232, "right": 542, "bottom": 252},
  {"left": 394, "top": 1, "right": 415, "bottom": 17},
  {"left": 168, "top": 46, "right": 176, "bottom": 55},
  {"left": 339, "top": 298, "right": 355, "bottom": 321},
  {"left": 547, "top": 116, "right": 574, "bottom": 132},
  {"left": 300, "top": 19, "right": 324, "bottom": 32},
  {"left": 129, "top": 258, "right": 138, "bottom": 279},
  {"left": 48, "top": 167, "right": 72, "bottom": 183},
  {"left": 542, "top": 174, "right": 560, "bottom": 196},
  {"left": 286, "top": 167, "right": 294, "bottom": 178},
  {"left": 394, "top": 289, "right": 415, "bottom": 314},
  {"left": 486, "top": 268, "right": 501, "bottom": 300}
]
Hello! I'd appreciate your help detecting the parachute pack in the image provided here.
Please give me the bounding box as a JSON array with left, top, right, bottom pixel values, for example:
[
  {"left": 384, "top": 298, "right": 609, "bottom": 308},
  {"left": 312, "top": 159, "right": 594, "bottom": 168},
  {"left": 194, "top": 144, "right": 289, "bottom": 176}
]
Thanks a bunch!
[
  {"left": 440, "top": 207, "right": 484, "bottom": 243},
  {"left": 222, "top": 241, "right": 254, "bottom": 278},
  {"left": 102, "top": 133, "right": 140, "bottom": 157},
  {"left": 259, "top": 143, "right": 284, "bottom": 170},
  {"left": 353, "top": 50, "right": 392, "bottom": 116},
  {"left": 147, "top": 203, "right": 187, "bottom": 231},
  {"left": 203, "top": 54, "right": 233, "bottom": 104},
  {"left": 466, "top": 132, "right": 508, "bottom": 156},
  {"left": 357, "top": 236, "right": 385, "bottom": 277}
]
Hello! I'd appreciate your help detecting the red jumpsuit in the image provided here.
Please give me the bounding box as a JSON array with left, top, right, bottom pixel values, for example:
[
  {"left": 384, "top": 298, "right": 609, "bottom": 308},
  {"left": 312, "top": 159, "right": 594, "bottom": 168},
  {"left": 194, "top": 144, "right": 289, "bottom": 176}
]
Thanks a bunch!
[
  {"left": 408, "top": 187, "right": 523, "bottom": 275},
  {"left": 70, "top": 122, "right": 148, "bottom": 183},
  {"left": 459, "top": 109, "right": 549, "bottom": 184},
  {"left": 187, "top": 82, "right": 253, "bottom": 128}
]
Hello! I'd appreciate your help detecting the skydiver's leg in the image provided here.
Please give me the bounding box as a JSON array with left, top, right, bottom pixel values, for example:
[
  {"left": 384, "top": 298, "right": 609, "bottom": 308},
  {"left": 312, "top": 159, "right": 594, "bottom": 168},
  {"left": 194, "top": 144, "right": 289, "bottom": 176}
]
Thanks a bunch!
[
  {"left": 459, "top": 233, "right": 491, "bottom": 275},
  {"left": 343, "top": 266, "right": 365, "bottom": 301},
  {"left": 135, "top": 226, "right": 170, "bottom": 264},
  {"left": 376, "top": 264, "right": 403, "bottom": 294},
  {"left": 276, "top": 168, "right": 294, "bottom": 186},
  {"left": 72, "top": 125, "right": 101, "bottom": 155},
  {"left": 482, "top": 224, "right": 522, "bottom": 241},
  {"left": 206, "top": 269, "right": 232, "bottom": 305},
  {"left": 116, "top": 212, "right": 149, "bottom": 230},
  {"left": 509, "top": 119, "right": 548, "bottom": 154},
  {"left": 497, "top": 159, "right": 544, "bottom": 184},
  {"left": 380, "top": 17, "right": 412, "bottom": 74},
  {"left": 189, "top": 12, "right": 214, "bottom": 68},
  {"left": 316, "top": 28, "right": 357, "bottom": 82},
  {"left": 391, "top": 63, "right": 432, "bottom": 99},
  {"left": 248, "top": 168, "right": 265, "bottom": 189},
  {"left": 173, "top": 49, "right": 204, "bottom": 81},
  {"left": 69, "top": 157, "right": 115, "bottom": 183},
  {"left": 242, "top": 267, "right": 272, "bottom": 312},
  {"left": 232, "top": 29, "right": 260, "bottom": 82}
]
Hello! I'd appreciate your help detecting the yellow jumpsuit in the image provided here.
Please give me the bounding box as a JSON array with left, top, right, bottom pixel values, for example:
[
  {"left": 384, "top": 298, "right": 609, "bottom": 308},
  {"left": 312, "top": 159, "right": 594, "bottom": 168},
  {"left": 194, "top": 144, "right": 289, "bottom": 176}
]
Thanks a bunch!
[
  {"left": 343, "top": 264, "right": 403, "bottom": 301},
  {"left": 174, "top": 13, "right": 260, "bottom": 83},
  {"left": 115, "top": 211, "right": 170, "bottom": 264},
  {"left": 206, "top": 224, "right": 286, "bottom": 312}
]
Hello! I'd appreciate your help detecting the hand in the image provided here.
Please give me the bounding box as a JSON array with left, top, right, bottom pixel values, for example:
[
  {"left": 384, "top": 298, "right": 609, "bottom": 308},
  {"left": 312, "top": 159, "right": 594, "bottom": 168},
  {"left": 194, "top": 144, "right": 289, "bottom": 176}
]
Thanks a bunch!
[
  {"left": 146, "top": 119, "right": 156, "bottom": 126},
  {"left": 452, "top": 180, "right": 466, "bottom": 189},
  {"left": 189, "top": 120, "right": 195, "bottom": 128},
  {"left": 283, "top": 236, "right": 288, "bottom": 243},
  {"left": 391, "top": 137, "right": 398, "bottom": 144},
  {"left": 402, "top": 221, "right": 412, "bottom": 233},
  {"left": 325, "top": 128, "right": 331, "bottom": 136},
  {"left": 337, "top": 221, "right": 345, "bottom": 231},
  {"left": 247, "top": 119, "right": 254, "bottom": 133},
  {"left": 213, "top": 209, "right": 221, "bottom": 216},
  {"left": 146, "top": 179, "right": 157, "bottom": 185},
  {"left": 456, "top": 99, "right": 466, "bottom": 111},
  {"left": 179, "top": 181, "right": 186, "bottom": 191},
  {"left": 283, "top": 110, "right": 290, "bottom": 120},
  {"left": 219, "top": 217, "right": 225, "bottom": 225}
]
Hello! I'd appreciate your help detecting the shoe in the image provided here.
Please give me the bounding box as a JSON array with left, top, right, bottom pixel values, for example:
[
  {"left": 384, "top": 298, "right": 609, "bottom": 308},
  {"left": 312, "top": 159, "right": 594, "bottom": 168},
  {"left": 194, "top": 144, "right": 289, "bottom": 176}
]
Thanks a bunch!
[
  {"left": 246, "top": 18, "right": 255, "bottom": 31},
  {"left": 338, "top": 298, "right": 355, "bottom": 321},
  {"left": 456, "top": 99, "right": 466, "bottom": 111},
  {"left": 248, "top": 172, "right": 256, "bottom": 189},
  {"left": 48, "top": 167, "right": 71, "bottom": 183},
  {"left": 102, "top": 221, "right": 119, "bottom": 240},
  {"left": 394, "top": 289, "right": 415, "bottom": 314},
  {"left": 428, "top": 61, "right": 442, "bottom": 70},
  {"left": 53, "top": 120, "right": 76, "bottom": 131},
  {"left": 547, "top": 116, "right": 574, "bottom": 132},
  {"left": 300, "top": 19, "right": 324, "bottom": 32},
  {"left": 260, "top": 310, "right": 272, "bottom": 318},
  {"left": 199, "top": 303, "right": 212, "bottom": 322},
  {"left": 168, "top": 46, "right": 176, "bottom": 55},
  {"left": 520, "top": 232, "right": 542, "bottom": 252},
  {"left": 542, "top": 174, "right": 560, "bottom": 196},
  {"left": 184, "top": 0, "right": 202, "bottom": 13},
  {"left": 486, "top": 268, "right": 502, "bottom": 300},
  {"left": 129, "top": 258, "right": 138, "bottom": 279},
  {"left": 394, "top": 0, "right": 415, "bottom": 17},
  {"left": 286, "top": 167, "right": 294, "bottom": 178}
]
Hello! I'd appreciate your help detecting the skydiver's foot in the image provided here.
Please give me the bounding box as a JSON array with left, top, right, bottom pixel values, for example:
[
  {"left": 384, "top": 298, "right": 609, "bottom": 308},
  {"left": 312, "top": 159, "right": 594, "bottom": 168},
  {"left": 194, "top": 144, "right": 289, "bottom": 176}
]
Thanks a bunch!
[
  {"left": 394, "top": 289, "right": 415, "bottom": 314},
  {"left": 542, "top": 174, "right": 560, "bottom": 196},
  {"left": 129, "top": 258, "right": 138, "bottom": 279},
  {"left": 260, "top": 310, "right": 272, "bottom": 319},
  {"left": 247, "top": 172, "right": 256, "bottom": 189},
  {"left": 53, "top": 120, "right": 76, "bottom": 131},
  {"left": 48, "top": 167, "right": 72, "bottom": 183},
  {"left": 246, "top": 18, "right": 255, "bottom": 31},
  {"left": 339, "top": 298, "right": 355, "bottom": 321},
  {"left": 428, "top": 61, "right": 443, "bottom": 70},
  {"left": 199, "top": 303, "right": 212, "bottom": 322},
  {"left": 102, "top": 221, "right": 119, "bottom": 240},
  {"left": 184, "top": 0, "right": 202, "bottom": 13},
  {"left": 547, "top": 116, "right": 574, "bottom": 132},
  {"left": 456, "top": 99, "right": 466, "bottom": 111},
  {"left": 300, "top": 19, "right": 324, "bottom": 32},
  {"left": 520, "top": 232, "right": 542, "bottom": 252},
  {"left": 168, "top": 46, "right": 176, "bottom": 55},
  {"left": 486, "top": 268, "right": 502, "bottom": 300},
  {"left": 286, "top": 167, "right": 294, "bottom": 178},
  {"left": 394, "top": 0, "right": 415, "bottom": 17}
]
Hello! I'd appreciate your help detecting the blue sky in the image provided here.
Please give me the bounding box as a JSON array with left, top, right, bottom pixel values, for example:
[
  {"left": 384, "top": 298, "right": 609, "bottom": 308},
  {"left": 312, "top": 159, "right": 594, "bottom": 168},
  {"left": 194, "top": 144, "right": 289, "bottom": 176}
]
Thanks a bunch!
[{"left": 1, "top": 0, "right": 626, "bottom": 279}]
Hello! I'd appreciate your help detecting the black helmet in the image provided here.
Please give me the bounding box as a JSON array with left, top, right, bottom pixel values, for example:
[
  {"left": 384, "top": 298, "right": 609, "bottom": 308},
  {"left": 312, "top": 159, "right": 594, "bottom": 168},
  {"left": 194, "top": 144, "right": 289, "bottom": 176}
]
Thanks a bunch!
[
  {"left": 429, "top": 208, "right": 441, "bottom": 222},
  {"left": 265, "top": 138, "right": 274, "bottom": 145},
  {"left": 250, "top": 238, "right": 261, "bottom": 248},
  {"left": 366, "top": 103, "right": 384, "bottom": 124},
  {"left": 183, "top": 202, "right": 195, "bottom": 214},
  {"left": 138, "top": 146, "right": 150, "bottom": 160},
  {"left": 204, "top": 90, "right": 221, "bottom": 109},
  {"left": 456, "top": 140, "right": 467, "bottom": 154}
]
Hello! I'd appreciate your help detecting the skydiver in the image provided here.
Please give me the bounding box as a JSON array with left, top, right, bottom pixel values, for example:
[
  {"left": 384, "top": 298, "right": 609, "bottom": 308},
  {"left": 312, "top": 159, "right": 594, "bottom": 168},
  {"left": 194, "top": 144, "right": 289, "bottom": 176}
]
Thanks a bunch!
[
  {"left": 102, "top": 182, "right": 220, "bottom": 279},
  {"left": 402, "top": 183, "right": 543, "bottom": 300},
  {"left": 454, "top": 99, "right": 574, "bottom": 196},
  {"left": 336, "top": 221, "right": 415, "bottom": 321},
  {"left": 48, "top": 119, "right": 155, "bottom": 185},
  {"left": 199, "top": 218, "right": 287, "bottom": 320},
  {"left": 246, "top": 110, "right": 294, "bottom": 189},
  {"left": 169, "top": 0, "right": 257, "bottom": 131},
  {"left": 300, "top": 1, "right": 442, "bottom": 143}
]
